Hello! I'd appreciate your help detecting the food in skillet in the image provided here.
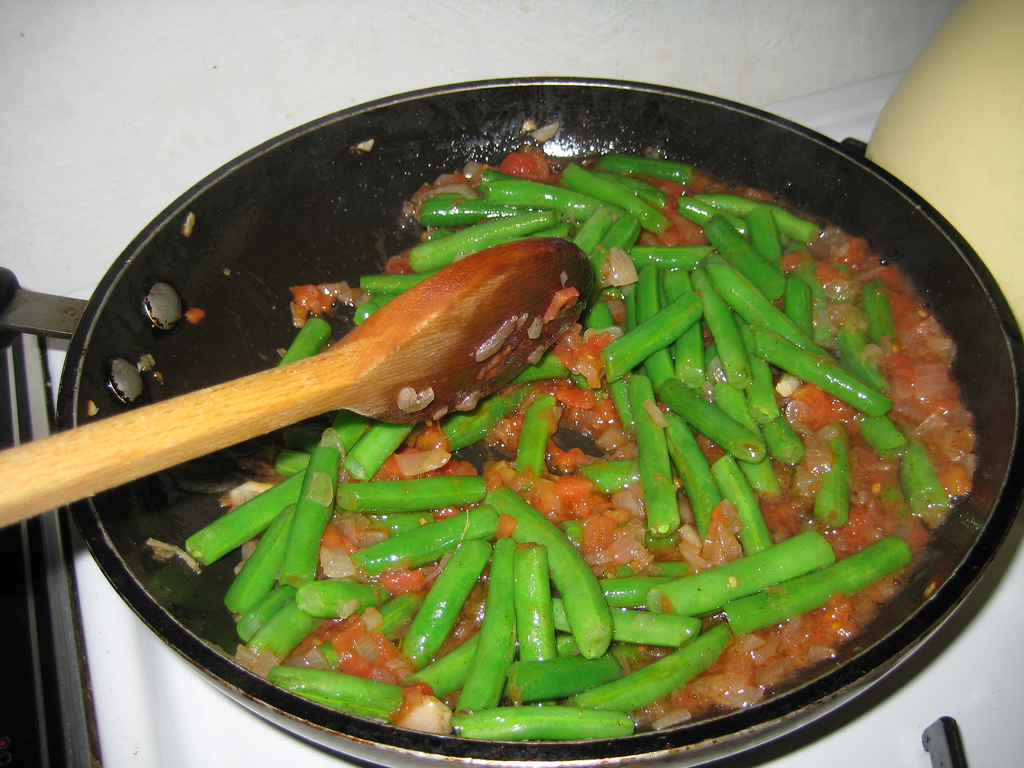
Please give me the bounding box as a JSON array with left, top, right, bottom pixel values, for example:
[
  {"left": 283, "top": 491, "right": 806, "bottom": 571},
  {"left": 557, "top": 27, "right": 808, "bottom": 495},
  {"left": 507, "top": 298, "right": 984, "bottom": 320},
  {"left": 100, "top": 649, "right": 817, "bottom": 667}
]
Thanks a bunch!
[{"left": 181, "top": 147, "right": 975, "bottom": 740}]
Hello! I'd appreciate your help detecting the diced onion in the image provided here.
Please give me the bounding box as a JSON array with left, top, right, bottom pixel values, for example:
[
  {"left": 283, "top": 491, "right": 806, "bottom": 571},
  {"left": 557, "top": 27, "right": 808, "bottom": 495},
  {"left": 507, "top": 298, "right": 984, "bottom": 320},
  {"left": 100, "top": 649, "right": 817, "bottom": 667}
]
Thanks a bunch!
[
  {"left": 234, "top": 644, "right": 278, "bottom": 678},
  {"left": 395, "top": 448, "right": 451, "bottom": 476},
  {"left": 642, "top": 398, "right": 668, "bottom": 428},
  {"left": 392, "top": 693, "right": 453, "bottom": 735},
  {"left": 320, "top": 546, "right": 357, "bottom": 578},
  {"left": 601, "top": 247, "right": 639, "bottom": 287}
]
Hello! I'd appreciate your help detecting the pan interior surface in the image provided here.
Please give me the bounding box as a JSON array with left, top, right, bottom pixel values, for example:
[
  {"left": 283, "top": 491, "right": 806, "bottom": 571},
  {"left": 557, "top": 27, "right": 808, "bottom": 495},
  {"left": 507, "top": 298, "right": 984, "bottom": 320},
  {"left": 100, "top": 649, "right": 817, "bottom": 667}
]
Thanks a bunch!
[{"left": 59, "top": 79, "right": 1024, "bottom": 766}]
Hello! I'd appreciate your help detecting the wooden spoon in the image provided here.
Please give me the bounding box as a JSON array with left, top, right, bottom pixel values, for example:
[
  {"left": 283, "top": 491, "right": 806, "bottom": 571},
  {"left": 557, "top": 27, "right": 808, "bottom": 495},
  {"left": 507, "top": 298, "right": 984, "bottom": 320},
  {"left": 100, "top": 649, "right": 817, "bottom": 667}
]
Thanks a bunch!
[{"left": 0, "top": 237, "right": 593, "bottom": 525}]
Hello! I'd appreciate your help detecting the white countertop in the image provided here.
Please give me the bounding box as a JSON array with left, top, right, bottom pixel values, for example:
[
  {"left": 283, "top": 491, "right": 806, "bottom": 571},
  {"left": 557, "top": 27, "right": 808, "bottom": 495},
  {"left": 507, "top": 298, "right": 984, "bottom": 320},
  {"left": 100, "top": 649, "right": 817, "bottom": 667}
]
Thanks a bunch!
[{"left": 6, "top": 2, "right": 1022, "bottom": 766}]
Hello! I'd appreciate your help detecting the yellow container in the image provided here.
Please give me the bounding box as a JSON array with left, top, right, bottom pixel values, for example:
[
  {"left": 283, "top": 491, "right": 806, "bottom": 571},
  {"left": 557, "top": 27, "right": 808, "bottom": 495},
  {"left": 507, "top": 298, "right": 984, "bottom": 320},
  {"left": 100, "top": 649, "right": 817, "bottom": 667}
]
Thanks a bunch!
[{"left": 866, "top": 0, "right": 1024, "bottom": 319}]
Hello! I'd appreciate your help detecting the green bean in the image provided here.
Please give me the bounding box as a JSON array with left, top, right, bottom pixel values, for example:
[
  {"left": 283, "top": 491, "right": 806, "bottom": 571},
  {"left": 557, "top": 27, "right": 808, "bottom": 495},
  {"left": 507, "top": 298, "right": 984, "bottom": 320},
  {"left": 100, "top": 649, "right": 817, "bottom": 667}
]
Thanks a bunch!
[
  {"left": 185, "top": 472, "right": 303, "bottom": 565},
  {"left": 407, "top": 210, "right": 558, "bottom": 272},
  {"left": 751, "top": 326, "right": 893, "bottom": 417},
  {"left": 223, "top": 505, "right": 295, "bottom": 615},
  {"left": 762, "top": 415, "right": 805, "bottom": 465},
  {"left": 609, "top": 377, "right": 634, "bottom": 436},
  {"left": 278, "top": 317, "right": 332, "bottom": 366},
  {"left": 655, "top": 560, "right": 693, "bottom": 577},
  {"left": 352, "top": 505, "right": 499, "bottom": 574},
  {"left": 568, "top": 623, "right": 730, "bottom": 713},
  {"left": 279, "top": 431, "right": 342, "bottom": 587},
  {"left": 572, "top": 205, "right": 615, "bottom": 255},
  {"left": 511, "top": 355, "right": 571, "bottom": 383},
  {"left": 559, "top": 519, "right": 583, "bottom": 549},
  {"left": 661, "top": 268, "right": 706, "bottom": 389},
  {"left": 627, "top": 374, "right": 680, "bottom": 537},
  {"left": 692, "top": 266, "right": 752, "bottom": 389},
  {"left": 634, "top": 264, "right": 676, "bottom": 390},
  {"left": 418, "top": 195, "right": 538, "bottom": 227},
  {"left": 353, "top": 295, "right": 388, "bottom": 324},
  {"left": 451, "top": 706, "right": 634, "bottom": 741},
  {"left": 330, "top": 410, "right": 373, "bottom": 453},
  {"left": 630, "top": 245, "right": 712, "bottom": 271},
  {"left": 592, "top": 170, "right": 669, "bottom": 208},
  {"left": 580, "top": 460, "right": 640, "bottom": 494},
  {"left": 584, "top": 294, "right": 617, "bottom": 330},
  {"left": 784, "top": 275, "right": 815, "bottom": 339},
  {"left": 423, "top": 226, "right": 456, "bottom": 241},
  {"left": 556, "top": 633, "right": 580, "bottom": 657},
  {"left": 562, "top": 163, "right": 668, "bottom": 233},
  {"left": 599, "top": 214, "right": 643, "bottom": 252},
  {"left": 724, "top": 535, "right": 913, "bottom": 635},
  {"left": 858, "top": 414, "right": 909, "bottom": 457},
  {"left": 457, "top": 536, "right": 518, "bottom": 712},
  {"left": 441, "top": 385, "right": 529, "bottom": 451},
  {"left": 481, "top": 178, "right": 613, "bottom": 220},
  {"left": 739, "top": 324, "right": 781, "bottom": 425},
  {"left": 599, "top": 575, "right": 674, "bottom": 607},
  {"left": 275, "top": 448, "right": 310, "bottom": 476},
  {"left": 375, "top": 592, "right": 425, "bottom": 639},
  {"left": 837, "top": 322, "right": 890, "bottom": 392},
  {"left": 247, "top": 598, "right": 323, "bottom": 656},
  {"left": 402, "top": 635, "right": 479, "bottom": 697},
  {"left": 693, "top": 193, "right": 820, "bottom": 244},
  {"left": 663, "top": 413, "right": 721, "bottom": 539},
  {"left": 595, "top": 153, "right": 695, "bottom": 183},
  {"left": 660, "top": 379, "right": 766, "bottom": 464},
  {"left": 402, "top": 539, "right": 492, "bottom": 668},
  {"left": 647, "top": 530, "right": 835, "bottom": 615},
  {"left": 267, "top": 666, "right": 403, "bottom": 721},
  {"left": 487, "top": 487, "right": 613, "bottom": 659},
  {"left": 706, "top": 258, "right": 826, "bottom": 355},
  {"left": 506, "top": 653, "right": 623, "bottom": 703},
  {"left": 900, "top": 440, "right": 950, "bottom": 523},
  {"left": 705, "top": 215, "right": 785, "bottom": 301},
  {"left": 236, "top": 584, "right": 297, "bottom": 643},
  {"left": 359, "top": 271, "right": 433, "bottom": 296},
  {"left": 516, "top": 392, "right": 561, "bottom": 477},
  {"left": 552, "top": 598, "right": 701, "bottom": 647},
  {"left": 746, "top": 205, "right": 784, "bottom": 265},
  {"left": 862, "top": 279, "right": 898, "bottom": 342},
  {"left": 512, "top": 543, "right": 558, "bottom": 662},
  {"left": 363, "top": 511, "right": 433, "bottom": 537},
  {"left": 712, "top": 382, "right": 780, "bottom": 496},
  {"left": 678, "top": 197, "right": 747, "bottom": 233},
  {"left": 336, "top": 475, "right": 488, "bottom": 513},
  {"left": 343, "top": 421, "right": 415, "bottom": 481},
  {"left": 600, "top": 292, "right": 703, "bottom": 383},
  {"left": 294, "top": 579, "right": 388, "bottom": 618},
  {"left": 813, "top": 427, "right": 851, "bottom": 527},
  {"left": 711, "top": 454, "right": 774, "bottom": 553},
  {"left": 530, "top": 221, "right": 574, "bottom": 239}
]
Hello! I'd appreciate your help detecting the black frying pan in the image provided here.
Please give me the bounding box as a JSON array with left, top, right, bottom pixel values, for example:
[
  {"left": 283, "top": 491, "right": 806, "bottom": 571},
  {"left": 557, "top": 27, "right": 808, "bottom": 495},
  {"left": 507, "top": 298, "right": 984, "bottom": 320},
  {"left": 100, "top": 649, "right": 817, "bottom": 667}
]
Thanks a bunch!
[{"left": 51, "top": 78, "right": 1024, "bottom": 766}]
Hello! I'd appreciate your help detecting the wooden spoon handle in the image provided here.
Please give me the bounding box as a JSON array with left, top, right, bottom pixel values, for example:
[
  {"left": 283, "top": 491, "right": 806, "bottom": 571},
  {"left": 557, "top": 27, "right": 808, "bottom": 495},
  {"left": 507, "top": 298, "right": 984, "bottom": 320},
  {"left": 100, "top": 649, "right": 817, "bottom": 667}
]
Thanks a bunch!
[{"left": 0, "top": 348, "right": 372, "bottom": 526}]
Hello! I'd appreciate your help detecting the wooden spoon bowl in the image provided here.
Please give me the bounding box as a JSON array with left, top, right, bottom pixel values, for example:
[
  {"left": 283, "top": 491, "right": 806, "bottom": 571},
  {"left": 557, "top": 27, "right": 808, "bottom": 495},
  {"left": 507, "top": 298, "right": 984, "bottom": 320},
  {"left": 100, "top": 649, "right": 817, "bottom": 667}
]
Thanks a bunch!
[{"left": 0, "top": 237, "right": 591, "bottom": 525}]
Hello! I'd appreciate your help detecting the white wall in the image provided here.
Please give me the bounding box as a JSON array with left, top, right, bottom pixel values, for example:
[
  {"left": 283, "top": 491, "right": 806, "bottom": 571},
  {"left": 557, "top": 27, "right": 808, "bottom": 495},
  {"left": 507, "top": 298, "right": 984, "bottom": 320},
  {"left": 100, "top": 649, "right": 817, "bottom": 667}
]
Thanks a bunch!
[{"left": 1, "top": 0, "right": 956, "bottom": 298}]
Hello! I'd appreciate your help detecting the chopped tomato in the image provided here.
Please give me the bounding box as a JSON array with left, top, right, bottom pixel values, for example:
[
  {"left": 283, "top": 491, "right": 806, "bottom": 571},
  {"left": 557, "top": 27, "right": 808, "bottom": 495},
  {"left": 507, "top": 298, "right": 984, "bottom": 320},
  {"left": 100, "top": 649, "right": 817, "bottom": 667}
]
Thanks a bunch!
[
  {"left": 543, "top": 287, "right": 580, "bottom": 323},
  {"left": 496, "top": 512, "right": 518, "bottom": 539},
  {"left": 380, "top": 568, "right": 428, "bottom": 594},
  {"left": 581, "top": 515, "right": 618, "bottom": 553},
  {"left": 496, "top": 150, "right": 559, "bottom": 183},
  {"left": 787, "top": 382, "right": 855, "bottom": 430},
  {"left": 553, "top": 384, "right": 598, "bottom": 411},
  {"left": 780, "top": 249, "right": 812, "bottom": 272},
  {"left": 290, "top": 284, "right": 337, "bottom": 316},
  {"left": 830, "top": 235, "right": 870, "bottom": 268},
  {"left": 184, "top": 307, "right": 206, "bottom": 324}
]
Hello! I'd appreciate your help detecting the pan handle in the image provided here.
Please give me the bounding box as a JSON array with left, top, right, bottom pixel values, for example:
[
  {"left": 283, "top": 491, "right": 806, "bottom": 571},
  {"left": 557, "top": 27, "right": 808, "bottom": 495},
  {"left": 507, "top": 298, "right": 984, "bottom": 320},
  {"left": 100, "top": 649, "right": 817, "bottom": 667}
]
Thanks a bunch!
[{"left": 0, "top": 267, "right": 87, "bottom": 347}]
